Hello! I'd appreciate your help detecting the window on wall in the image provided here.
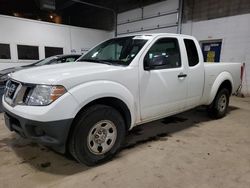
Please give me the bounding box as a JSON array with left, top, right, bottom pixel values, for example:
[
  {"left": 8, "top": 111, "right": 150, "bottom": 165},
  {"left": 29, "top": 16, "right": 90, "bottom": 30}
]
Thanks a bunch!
[
  {"left": 0, "top": 43, "right": 11, "bottom": 59},
  {"left": 45, "top": 47, "right": 63, "bottom": 58},
  {"left": 17, "top": 45, "right": 39, "bottom": 60}
]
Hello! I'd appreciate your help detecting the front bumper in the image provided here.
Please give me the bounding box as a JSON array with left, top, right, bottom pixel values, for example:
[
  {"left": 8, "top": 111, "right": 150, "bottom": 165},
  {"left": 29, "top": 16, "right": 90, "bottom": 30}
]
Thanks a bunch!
[
  {"left": 3, "top": 105, "right": 73, "bottom": 153},
  {"left": 0, "top": 85, "right": 5, "bottom": 112}
]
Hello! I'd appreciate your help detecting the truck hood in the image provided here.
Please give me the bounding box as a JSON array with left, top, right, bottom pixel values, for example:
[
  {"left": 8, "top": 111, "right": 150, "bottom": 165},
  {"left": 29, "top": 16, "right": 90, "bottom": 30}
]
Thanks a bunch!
[
  {"left": 0, "top": 63, "right": 38, "bottom": 75},
  {"left": 10, "top": 62, "right": 125, "bottom": 89},
  {"left": 0, "top": 65, "right": 28, "bottom": 76}
]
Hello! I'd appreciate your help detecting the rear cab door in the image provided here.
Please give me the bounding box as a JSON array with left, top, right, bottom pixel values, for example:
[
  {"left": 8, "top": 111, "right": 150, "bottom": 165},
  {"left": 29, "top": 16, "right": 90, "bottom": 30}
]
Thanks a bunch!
[{"left": 183, "top": 37, "right": 205, "bottom": 108}]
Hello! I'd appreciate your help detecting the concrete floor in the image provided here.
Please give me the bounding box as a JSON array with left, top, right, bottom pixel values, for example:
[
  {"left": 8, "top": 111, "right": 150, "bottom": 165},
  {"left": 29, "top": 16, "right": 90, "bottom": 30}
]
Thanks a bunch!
[{"left": 0, "top": 97, "right": 250, "bottom": 188}]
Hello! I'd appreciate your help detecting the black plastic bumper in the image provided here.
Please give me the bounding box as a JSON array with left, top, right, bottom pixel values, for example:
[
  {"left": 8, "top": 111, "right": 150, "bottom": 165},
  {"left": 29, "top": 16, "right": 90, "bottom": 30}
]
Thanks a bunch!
[
  {"left": 3, "top": 106, "right": 73, "bottom": 153},
  {"left": 0, "top": 86, "right": 5, "bottom": 112}
]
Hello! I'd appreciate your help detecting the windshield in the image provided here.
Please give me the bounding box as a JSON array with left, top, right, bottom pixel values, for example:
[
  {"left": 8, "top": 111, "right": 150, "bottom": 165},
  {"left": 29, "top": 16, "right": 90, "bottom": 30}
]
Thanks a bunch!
[{"left": 78, "top": 36, "right": 149, "bottom": 66}]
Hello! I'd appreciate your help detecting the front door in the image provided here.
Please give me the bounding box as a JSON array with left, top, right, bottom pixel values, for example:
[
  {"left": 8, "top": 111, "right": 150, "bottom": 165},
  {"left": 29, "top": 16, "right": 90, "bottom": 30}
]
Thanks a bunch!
[{"left": 139, "top": 37, "right": 188, "bottom": 121}]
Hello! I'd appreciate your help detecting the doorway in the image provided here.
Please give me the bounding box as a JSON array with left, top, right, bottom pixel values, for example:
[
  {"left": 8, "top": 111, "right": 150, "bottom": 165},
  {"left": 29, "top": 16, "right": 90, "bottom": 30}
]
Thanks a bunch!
[{"left": 200, "top": 40, "right": 222, "bottom": 62}]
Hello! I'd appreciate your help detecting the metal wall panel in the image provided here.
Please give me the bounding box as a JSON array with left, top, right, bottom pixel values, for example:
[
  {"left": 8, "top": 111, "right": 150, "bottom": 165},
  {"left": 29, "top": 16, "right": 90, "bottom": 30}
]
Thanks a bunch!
[
  {"left": 183, "top": 0, "right": 250, "bottom": 22},
  {"left": 117, "top": 0, "right": 179, "bottom": 36}
]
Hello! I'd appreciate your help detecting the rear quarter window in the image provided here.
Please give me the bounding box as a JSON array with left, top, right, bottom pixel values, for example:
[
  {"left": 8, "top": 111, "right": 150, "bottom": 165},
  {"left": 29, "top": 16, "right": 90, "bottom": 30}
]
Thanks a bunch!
[{"left": 184, "top": 39, "right": 199, "bottom": 67}]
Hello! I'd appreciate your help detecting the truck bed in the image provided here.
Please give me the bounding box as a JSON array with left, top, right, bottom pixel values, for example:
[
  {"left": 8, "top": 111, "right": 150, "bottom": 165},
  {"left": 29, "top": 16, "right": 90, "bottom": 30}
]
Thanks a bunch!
[{"left": 202, "top": 62, "right": 242, "bottom": 104}]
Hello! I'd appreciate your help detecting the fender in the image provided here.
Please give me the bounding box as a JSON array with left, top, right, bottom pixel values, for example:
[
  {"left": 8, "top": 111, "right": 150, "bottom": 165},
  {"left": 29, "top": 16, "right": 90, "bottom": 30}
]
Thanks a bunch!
[
  {"left": 207, "top": 71, "right": 233, "bottom": 105},
  {"left": 68, "top": 80, "right": 137, "bottom": 128}
]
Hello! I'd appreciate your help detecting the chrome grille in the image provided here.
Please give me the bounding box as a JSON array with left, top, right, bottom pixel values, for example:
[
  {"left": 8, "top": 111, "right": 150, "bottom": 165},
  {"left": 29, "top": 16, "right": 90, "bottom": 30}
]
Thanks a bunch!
[
  {"left": 5, "top": 80, "right": 19, "bottom": 99},
  {"left": 4, "top": 80, "right": 31, "bottom": 106}
]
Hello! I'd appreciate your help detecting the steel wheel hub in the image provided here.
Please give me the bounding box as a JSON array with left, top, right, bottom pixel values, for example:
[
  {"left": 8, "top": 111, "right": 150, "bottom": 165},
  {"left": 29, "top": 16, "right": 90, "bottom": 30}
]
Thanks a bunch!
[
  {"left": 218, "top": 94, "right": 227, "bottom": 112},
  {"left": 94, "top": 128, "right": 107, "bottom": 144},
  {"left": 87, "top": 120, "right": 117, "bottom": 155}
]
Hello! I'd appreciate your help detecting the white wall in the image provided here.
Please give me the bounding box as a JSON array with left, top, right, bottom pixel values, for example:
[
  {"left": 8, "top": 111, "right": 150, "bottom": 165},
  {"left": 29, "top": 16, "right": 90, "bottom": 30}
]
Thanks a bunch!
[
  {"left": 117, "top": 0, "right": 179, "bottom": 36},
  {"left": 182, "top": 14, "right": 250, "bottom": 96},
  {"left": 0, "top": 15, "right": 113, "bottom": 70}
]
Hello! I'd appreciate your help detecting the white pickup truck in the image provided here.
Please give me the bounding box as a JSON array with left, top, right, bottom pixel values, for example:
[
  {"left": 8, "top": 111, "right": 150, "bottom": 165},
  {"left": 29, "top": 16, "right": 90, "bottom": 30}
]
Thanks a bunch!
[{"left": 3, "top": 33, "right": 242, "bottom": 165}]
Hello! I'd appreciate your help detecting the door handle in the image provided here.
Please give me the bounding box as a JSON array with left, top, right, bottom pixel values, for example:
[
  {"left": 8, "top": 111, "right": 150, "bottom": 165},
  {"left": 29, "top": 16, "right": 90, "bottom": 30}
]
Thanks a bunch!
[{"left": 178, "top": 73, "right": 187, "bottom": 78}]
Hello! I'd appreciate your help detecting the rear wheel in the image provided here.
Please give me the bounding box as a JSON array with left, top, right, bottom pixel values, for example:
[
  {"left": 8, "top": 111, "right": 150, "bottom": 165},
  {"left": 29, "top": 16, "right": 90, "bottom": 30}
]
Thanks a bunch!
[
  {"left": 207, "top": 88, "right": 230, "bottom": 119},
  {"left": 69, "top": 104, "right": 126, "bottom": 166}
]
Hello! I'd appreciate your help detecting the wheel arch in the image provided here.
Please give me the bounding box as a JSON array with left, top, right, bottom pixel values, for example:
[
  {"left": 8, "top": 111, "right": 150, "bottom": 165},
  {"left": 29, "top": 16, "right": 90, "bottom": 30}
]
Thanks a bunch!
[
  {"left": 66, "top": 96, "right": 133, "bottom": 151},
  {"left": 74, "top": 97, "right": 132, "bottom": 131},
  {"left": 208, "top": 72, "right": 233, "bottom": 105}
]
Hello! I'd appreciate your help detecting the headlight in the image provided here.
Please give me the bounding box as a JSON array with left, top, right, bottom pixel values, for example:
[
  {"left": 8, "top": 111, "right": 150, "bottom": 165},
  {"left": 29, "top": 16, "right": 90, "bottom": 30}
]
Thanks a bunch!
[{"left": 25, "top": 85, "right": 66, "bottom": 106}]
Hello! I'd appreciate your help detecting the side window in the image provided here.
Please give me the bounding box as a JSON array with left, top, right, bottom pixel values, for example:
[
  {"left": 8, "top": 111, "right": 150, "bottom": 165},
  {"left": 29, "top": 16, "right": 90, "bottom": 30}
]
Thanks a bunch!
[
  {"left": 0, "top": 43, "right": 11, "bottom": 59},
  {"left": 55, "top": 58, "right": 64, "bottom": 64},
  {"left": 144, "top": 38, "right": 181, "bottom": 69},
  {"left": 65, "top": 57, "right": 77, "bottom": 62},
  {"left": 184, "top": 39, "right": 199, "bottom": 67},
  {"left": 54, "top": 57, "right": 77, "bottom": 64}
]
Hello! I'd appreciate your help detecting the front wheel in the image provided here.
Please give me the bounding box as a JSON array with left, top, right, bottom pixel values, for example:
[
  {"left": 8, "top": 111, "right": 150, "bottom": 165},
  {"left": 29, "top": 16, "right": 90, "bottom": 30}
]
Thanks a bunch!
[
  {"left": 207, "top": 88, "right": 230, "bottom": 119},
  {"left": 69, "top": 105, "right": 126, "bottom": 166}
]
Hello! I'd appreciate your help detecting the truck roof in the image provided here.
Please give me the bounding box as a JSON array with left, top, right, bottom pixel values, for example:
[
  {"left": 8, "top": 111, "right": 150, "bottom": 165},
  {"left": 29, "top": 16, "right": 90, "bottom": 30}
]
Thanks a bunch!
[{"left": 116, "top": 33, "right": 194, "bottom": 39}]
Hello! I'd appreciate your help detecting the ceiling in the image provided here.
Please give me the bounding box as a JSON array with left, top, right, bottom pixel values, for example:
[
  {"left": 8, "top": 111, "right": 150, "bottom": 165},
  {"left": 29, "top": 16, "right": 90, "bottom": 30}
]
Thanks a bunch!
[{"left": 0, "top": 0, "right": 165, "bottom": 30}]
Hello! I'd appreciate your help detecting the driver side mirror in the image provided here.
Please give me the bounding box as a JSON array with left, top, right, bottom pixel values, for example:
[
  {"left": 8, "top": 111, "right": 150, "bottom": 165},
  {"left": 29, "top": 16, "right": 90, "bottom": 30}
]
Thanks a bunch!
[{"left": 144, "top": 55, "right": 168, "bottom": 70}]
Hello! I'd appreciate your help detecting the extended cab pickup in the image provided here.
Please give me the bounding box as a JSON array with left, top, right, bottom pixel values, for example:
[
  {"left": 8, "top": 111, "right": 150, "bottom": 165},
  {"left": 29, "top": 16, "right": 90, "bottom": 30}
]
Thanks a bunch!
[{"left": 2, "top": 33, "right": 242, "bottom": 165}]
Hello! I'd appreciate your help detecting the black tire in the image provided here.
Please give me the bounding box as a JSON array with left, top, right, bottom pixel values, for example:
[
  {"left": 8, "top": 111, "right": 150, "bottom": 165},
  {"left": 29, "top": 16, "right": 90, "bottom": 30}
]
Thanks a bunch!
[
  {"left": 69, "top": 104, "right": 126, "bottom": 166},
  {"left": 207, "top": 88, "right": 230, "bottom": 119}
]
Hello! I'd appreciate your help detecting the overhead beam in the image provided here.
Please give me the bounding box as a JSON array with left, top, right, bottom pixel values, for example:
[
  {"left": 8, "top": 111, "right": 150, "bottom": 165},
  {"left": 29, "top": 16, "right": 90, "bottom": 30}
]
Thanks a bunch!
[
  {"left": 57, "top": 1, "right": 76, "bottom": 10},
  {"left": 71, "top": 0, "right": 114, "bottom": 12},
  {"left": 177, "top": 0, "right": 183, "bottom": 34}
]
